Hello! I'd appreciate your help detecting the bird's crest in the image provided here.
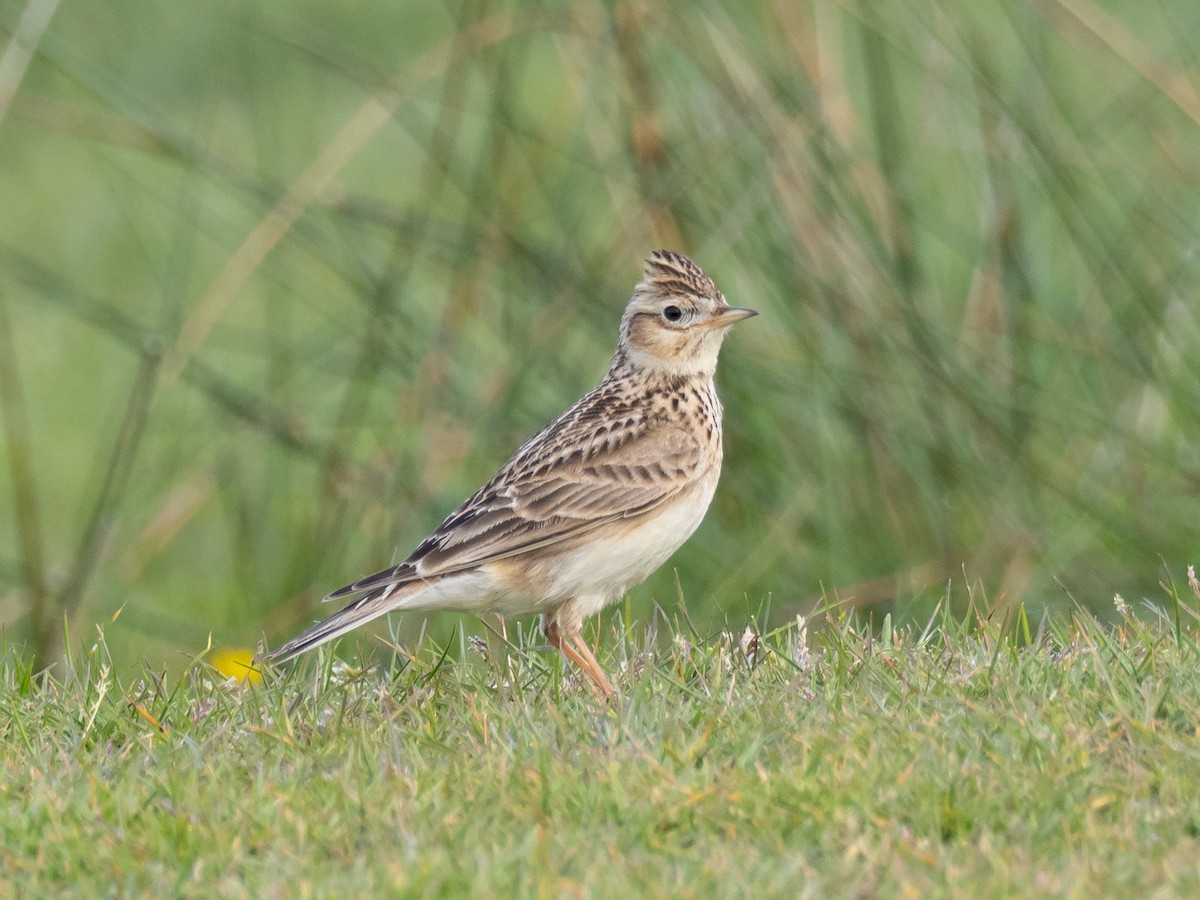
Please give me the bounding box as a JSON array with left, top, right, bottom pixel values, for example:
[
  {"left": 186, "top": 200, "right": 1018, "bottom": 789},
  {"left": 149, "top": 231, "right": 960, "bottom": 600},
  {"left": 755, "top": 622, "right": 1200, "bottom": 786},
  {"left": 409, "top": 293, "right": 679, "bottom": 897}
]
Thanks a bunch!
[{"left": 639, "top": 250, "right": 721, "bottom": 302}]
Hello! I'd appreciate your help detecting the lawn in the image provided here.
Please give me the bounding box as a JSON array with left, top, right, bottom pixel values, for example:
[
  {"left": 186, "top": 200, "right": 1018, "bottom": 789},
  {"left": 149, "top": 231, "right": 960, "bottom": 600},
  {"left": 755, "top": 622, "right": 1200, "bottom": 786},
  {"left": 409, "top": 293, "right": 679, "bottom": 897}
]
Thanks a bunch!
[{"left": 4, "top": 590, "right": 1198, "bottom": 896}]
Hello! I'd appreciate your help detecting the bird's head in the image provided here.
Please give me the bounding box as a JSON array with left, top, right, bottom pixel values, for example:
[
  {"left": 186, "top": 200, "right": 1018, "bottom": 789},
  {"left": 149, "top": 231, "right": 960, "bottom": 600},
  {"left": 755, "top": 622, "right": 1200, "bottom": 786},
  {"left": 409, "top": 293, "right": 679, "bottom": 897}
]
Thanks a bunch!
[{"left": 618, "top": 250, "right": 757, "bottom": 376}]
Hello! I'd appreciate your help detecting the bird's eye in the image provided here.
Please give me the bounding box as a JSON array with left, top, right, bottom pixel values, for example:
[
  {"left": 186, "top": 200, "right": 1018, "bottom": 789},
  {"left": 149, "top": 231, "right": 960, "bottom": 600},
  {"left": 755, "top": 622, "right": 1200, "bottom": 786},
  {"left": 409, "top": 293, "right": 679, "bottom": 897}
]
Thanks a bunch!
[{"left": 663, "top": 305, "right": 684, "bottom": 323}]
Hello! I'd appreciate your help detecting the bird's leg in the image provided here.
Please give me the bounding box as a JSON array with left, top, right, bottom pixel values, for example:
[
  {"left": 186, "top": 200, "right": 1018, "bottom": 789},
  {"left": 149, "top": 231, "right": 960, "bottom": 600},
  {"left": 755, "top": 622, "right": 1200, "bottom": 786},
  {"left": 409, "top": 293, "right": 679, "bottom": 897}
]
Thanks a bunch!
[
  {"left": 567, "top": 631, "right": 615, "bottom": 699},
  {"left": 543, "top": 619, "right": 616, "bottom": 699}
]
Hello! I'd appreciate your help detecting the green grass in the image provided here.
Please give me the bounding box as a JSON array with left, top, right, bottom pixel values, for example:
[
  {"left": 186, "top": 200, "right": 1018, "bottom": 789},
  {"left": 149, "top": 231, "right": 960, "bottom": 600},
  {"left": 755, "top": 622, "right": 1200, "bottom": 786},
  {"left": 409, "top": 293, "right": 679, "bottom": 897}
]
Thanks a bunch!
[
  {"left": 4, "top": 590, "right": 1199, "bottom": 896},
  {"left": 3, "top": 1, "right": 1200, "bottom": 672},
  {"left": 4, "top": 2, "right": 1200, "bottom": 887},
  {"left": 5, "top": 2, "right": 1200, "bottom": 893}
]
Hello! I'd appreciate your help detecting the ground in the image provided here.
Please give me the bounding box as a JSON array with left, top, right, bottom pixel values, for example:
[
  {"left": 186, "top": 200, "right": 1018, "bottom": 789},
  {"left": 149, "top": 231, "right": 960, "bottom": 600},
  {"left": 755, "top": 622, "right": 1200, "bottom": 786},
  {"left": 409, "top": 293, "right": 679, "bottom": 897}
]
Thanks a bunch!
[{"left": 3, "top": 596, "right": 1199, "bottom": 897}]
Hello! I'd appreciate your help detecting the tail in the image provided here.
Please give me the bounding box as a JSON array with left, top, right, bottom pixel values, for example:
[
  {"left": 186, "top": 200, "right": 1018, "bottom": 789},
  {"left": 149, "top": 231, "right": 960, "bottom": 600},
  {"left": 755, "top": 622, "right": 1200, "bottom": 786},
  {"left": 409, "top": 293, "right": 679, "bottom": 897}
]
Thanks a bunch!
[{"left": 257, "top": 581, "right": 414, "bottom": 665}]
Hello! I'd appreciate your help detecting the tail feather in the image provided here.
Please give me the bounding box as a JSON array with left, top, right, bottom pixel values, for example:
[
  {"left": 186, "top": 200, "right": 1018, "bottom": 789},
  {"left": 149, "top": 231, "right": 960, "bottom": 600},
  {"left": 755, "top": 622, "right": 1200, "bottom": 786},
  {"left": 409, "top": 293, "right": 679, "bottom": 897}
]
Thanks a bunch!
[
  {"left": 322, "top": 561, "right": 417, "bottom": 604},
  {"left": 258, "top": 582, "right": 409, "bottom": 665}
]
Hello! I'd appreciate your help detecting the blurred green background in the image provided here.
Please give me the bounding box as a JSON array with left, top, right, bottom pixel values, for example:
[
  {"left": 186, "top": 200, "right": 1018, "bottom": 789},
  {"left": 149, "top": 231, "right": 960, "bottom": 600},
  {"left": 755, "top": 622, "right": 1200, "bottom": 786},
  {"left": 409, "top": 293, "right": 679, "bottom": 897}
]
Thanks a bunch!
[{"left": 2, "top": 0, "right": 1198, "bottom": 673}]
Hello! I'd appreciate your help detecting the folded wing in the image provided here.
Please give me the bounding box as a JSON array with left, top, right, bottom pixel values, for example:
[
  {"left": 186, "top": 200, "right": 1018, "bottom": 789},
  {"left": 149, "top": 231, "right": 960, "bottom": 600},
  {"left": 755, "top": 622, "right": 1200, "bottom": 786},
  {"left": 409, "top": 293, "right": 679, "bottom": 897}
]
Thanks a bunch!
[{"left": 324, "top": 420, "right": 703, "bottom": 602}]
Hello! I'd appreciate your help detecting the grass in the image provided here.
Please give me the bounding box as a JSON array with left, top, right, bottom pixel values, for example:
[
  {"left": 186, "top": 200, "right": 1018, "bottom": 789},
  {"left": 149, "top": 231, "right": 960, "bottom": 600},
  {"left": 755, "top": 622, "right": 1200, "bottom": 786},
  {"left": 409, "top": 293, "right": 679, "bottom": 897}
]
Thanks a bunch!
[
  {"left": 4, "top": 586, "right": 1199, "bottom": 896},
  {"left": 4, "top": 1, "right": 1200, "bottom": 672},
  {"left": 5, "top": 3, "right": 1200, "bottom": 893}
]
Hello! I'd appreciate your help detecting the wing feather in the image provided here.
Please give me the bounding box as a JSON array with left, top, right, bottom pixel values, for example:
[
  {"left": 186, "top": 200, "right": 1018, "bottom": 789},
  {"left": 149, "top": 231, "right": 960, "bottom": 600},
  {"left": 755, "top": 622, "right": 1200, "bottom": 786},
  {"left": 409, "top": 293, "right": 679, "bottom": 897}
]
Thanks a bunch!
[{"left": 323, "top": 416, "right": 703, "bottom": 600}]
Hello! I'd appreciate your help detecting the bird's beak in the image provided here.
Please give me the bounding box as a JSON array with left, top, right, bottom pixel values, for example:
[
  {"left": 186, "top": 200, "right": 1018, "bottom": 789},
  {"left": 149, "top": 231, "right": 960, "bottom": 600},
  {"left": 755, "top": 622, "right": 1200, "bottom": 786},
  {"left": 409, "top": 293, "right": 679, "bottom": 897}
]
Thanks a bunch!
[{"left": 709, "top": 306, "right": 759, "bottom": 328}]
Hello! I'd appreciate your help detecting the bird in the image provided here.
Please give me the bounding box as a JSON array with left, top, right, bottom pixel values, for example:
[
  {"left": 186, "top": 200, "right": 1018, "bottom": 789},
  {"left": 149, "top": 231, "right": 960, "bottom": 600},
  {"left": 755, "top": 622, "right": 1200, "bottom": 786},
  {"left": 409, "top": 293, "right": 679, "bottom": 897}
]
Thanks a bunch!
[{"left": 258, "top": 250, "right": 756, "bottom": 697}]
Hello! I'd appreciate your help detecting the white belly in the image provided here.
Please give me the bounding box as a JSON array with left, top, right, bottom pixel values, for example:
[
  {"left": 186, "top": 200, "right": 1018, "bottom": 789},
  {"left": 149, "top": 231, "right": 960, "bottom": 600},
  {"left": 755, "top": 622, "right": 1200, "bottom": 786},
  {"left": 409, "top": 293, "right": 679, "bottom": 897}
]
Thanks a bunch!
[{"left": 530, "top": 475, "right": 719, "bottom": 608}]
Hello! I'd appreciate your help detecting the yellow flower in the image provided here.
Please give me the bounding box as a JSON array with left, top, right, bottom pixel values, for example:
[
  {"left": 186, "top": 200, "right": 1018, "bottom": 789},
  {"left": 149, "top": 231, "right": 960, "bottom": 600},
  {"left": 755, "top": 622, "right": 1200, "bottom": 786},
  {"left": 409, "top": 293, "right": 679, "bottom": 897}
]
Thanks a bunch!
[{"left": 207, "top": 647, "right": 264, "bottom": 686}]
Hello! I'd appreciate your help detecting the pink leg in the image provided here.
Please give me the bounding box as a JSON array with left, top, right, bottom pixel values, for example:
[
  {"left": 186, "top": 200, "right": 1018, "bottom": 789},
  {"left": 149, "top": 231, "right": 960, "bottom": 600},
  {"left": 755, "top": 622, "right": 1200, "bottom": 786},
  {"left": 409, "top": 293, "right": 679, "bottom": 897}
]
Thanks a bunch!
[{"left": 543, "top": 619, "right": 616, "bottom": 699}]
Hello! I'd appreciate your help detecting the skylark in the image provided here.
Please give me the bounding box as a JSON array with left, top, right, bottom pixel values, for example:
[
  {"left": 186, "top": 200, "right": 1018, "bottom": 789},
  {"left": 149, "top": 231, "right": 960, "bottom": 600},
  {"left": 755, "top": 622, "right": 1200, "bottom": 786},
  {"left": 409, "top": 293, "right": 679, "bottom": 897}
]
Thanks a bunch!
[{"left": 259, "top": 250, "right": 756, "bottom": 696}]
